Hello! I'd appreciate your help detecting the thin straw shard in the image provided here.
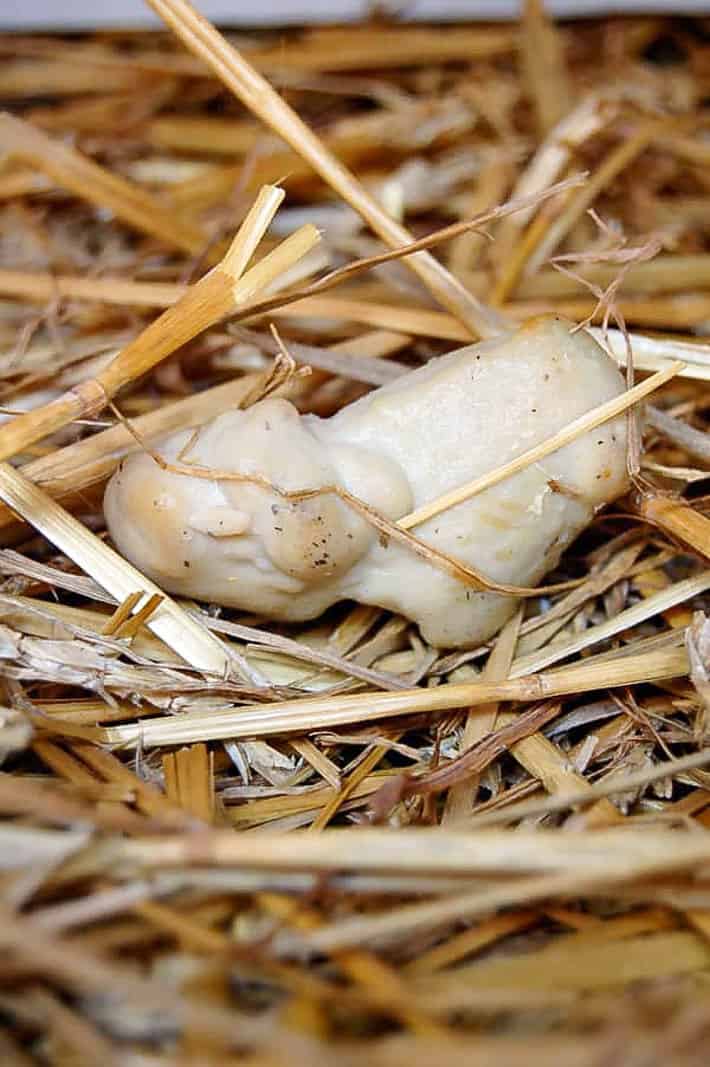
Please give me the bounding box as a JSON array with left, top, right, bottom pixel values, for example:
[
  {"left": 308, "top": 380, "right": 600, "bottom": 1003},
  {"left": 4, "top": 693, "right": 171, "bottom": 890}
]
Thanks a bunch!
[
  {"left": 0, "top": 110, "right": 206, "bottom": 255},
  {"left": 145, "top": 0, "right": 508, "bottom": 339},
  {"left": 0, "top": 208, "right": 318, "bottom": 464},
  {"left": 400, "top": 360, "right": 685, "bottom": 530},
  {"left": 0, "top": 462, "right": 234, "bottom": 674},
  {"left": 100, "top": 643, "right": 689, "bottom": 748},
  {"left": 634, "top": 493, "right": 710, "bottom": 561},
  {"left": 220, "top": 183, "right": 285, "bottom": 281},
  {"left": 521, "top": 0, "right": 571, "bottom": 137},
  {"left": 443, "top": 609, "right": 522, "bottom": 823},
  {"left": 113, "top": 825, "right": 710, "bottom": 878}
]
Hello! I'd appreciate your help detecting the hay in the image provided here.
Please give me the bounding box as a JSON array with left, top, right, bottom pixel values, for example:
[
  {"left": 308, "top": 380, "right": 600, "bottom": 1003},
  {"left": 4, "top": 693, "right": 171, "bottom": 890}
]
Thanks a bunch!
[{"left": 2, "top": 4, "right": 710, "bottom": 1064}]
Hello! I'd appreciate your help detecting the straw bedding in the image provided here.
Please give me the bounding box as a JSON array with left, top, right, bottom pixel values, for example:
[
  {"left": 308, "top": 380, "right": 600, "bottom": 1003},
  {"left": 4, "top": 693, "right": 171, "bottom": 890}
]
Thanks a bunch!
[{"left": 1, "top": 5, "right": 710, "bottom": 1063}]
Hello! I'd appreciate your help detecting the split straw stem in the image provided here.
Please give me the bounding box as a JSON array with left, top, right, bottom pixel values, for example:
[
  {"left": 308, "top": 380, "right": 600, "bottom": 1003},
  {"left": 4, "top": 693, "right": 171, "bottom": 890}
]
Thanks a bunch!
[
  {"left": 0, "top": 189, "right": 318, "bottom": 464},
  {"left": 146, "top": 0, "right": 506, "bottom": 340},
  {"left": 0, "top": 461, "right": 234, "bottom": 674}
]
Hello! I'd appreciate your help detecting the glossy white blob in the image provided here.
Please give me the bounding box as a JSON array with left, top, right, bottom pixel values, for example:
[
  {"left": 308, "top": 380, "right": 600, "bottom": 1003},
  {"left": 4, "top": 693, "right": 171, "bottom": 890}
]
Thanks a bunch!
[{"left": 105, "top": 316, "right": 629, "bottom": 647}]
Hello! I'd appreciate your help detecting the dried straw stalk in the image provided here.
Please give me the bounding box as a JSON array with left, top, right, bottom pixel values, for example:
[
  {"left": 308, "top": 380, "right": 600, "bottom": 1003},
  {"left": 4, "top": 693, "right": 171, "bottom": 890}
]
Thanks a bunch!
[
  {"left": 0, "top": 462, "right": 235, "bottom": 673},
  {"left": 145, "top": 0, "right": 507, "bottom": 340},
  {"left": 101, "top": 643, "right": 688, "bottom": 747},
  {"left": 0, "top": 186, "right": 319, "bottom": 463},
  {"left": 400, "top": 360, "right": 684, "bottom": 530},
  {"left": 0, "top": 111, "right": 207, "bottom": 255}
]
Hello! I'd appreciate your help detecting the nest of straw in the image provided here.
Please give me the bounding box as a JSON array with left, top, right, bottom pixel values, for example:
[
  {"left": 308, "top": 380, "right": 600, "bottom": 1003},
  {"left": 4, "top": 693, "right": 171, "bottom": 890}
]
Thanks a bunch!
[{"left": 2, "top": 3, "right": 710, "bottom": 1064}]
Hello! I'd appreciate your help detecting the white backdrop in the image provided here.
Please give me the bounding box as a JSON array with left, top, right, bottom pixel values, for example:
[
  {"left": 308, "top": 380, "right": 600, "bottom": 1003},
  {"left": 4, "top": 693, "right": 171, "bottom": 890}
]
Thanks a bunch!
[{"left": 2, "top": 1, "right": 710, "bottom": 31}]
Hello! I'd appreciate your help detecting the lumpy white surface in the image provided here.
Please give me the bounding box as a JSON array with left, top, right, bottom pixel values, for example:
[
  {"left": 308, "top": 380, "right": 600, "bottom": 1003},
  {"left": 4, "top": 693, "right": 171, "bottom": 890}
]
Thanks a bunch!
[{"left": 104, "top": 316, "right": 628, "bottom": 647}]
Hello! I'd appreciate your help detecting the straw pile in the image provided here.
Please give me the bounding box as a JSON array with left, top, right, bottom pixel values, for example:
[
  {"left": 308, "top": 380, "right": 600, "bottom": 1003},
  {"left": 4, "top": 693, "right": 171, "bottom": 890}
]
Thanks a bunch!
[{"left": 2, "top": 3, "right": 710, "bottom": 1063}]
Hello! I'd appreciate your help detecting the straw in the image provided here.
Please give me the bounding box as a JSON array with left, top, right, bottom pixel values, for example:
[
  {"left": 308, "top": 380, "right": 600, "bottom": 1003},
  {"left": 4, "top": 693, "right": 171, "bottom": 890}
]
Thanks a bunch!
[
  {"left": 399, "top": 361, "right": 684, "bottom": 530},
  {"left": 0, "top": 189, "right": 320, "bottom": 463},
  {"left": 145, "top": 0, "right": 509, "bottom": 341}
]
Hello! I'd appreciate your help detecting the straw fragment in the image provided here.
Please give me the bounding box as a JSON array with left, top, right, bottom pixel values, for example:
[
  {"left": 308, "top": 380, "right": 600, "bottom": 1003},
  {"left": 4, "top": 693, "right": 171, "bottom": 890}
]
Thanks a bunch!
[
  {"left": 0, "top": 111, "right": 206, "bottom": 255},
  {"left": 0, "top": 462, "right": 235, "bottom": 674},
  {"left": 146, "top": 0, "right": 508, "bottom": 340},
  {"left": 400, "top": 360, "right": 684, "bottom": 531},
  {"left": 0, "top": 189, "right": 317, "bottom": 464},
  {"left": 100, "top": 643, "right": 689, "bottom": 747}
]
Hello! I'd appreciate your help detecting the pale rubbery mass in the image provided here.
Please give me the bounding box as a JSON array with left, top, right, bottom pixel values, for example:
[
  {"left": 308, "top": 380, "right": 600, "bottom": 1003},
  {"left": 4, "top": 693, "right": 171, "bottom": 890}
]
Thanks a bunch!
[{"left": 104, "top": 315, "right": 629, "bottom": 647}]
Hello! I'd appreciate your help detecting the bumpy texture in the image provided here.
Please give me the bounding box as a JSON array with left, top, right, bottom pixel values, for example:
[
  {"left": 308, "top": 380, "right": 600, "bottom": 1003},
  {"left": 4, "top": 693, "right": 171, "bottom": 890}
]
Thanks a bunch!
[{"left": 104, "top": 316, "right": 629, "bottom": 647}]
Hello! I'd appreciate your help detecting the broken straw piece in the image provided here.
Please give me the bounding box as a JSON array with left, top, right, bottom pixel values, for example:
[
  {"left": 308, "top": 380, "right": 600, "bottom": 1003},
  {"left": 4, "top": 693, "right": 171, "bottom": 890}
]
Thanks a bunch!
[{"left": 105, "top": 315, "right": 628, "bottom": 648}]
